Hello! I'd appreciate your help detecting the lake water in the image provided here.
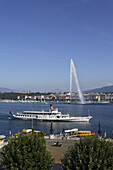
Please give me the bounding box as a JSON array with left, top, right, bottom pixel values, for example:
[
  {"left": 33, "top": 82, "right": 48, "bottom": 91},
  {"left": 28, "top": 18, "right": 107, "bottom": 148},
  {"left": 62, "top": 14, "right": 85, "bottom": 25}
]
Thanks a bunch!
[{"left": 0, "top": 102, "right": 113, "bottom": 138}]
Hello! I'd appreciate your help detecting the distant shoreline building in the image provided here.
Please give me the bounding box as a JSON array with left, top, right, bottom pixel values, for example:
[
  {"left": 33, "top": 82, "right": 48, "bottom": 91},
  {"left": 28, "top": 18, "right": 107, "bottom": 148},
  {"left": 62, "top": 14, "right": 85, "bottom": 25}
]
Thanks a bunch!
[{"left": 19, "top": 91, "right": 31, "bottom": 94}]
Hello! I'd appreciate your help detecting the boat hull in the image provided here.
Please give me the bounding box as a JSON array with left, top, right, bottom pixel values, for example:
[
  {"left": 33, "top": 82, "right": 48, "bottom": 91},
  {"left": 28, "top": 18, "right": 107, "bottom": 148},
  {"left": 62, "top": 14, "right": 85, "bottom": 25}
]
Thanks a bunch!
[{"left": 12, "top": 115, "right": 92, "bottom": 122}]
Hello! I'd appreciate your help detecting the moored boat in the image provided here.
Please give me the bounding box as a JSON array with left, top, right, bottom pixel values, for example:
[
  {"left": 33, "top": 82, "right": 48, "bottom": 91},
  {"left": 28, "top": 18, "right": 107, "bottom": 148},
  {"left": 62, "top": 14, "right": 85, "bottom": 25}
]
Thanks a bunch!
[
  {"left": 63, "top": 128, "right": 95, "bottom": 138},
  {"left": 0, "top": 135, "right": 6, "bottom": 146},
  {"left": 77, "top": 131, "right": 95, "bottom": 137},
  {"left": 15, "top": 129, "right": 45, "bottom": 136},
  {"left": 9, "top": 105, "right": 92, "bottom": 122}
]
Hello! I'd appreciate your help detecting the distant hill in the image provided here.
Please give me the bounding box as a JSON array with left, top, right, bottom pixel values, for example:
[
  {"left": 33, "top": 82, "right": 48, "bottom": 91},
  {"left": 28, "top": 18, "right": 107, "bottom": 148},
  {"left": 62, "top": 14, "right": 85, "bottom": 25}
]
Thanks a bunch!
[
  {"left": 51, "top": 88, "right": 64, "bottom": 93},
  {"left": 84, "top": 85, "right": 113, "bottom": 93},
  {"left": 1, "top": 85, "right": 113, "bottom": 93},
  {"left": 0, "top": 87, "right": 17, "bottom": 92}
]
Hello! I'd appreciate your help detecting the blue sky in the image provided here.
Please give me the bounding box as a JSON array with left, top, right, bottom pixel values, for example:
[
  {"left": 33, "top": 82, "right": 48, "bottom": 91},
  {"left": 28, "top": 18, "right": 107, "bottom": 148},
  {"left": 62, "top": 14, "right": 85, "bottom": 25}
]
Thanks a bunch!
[{"left": 0, "top": 0, "right": 113, "bottom": 92}]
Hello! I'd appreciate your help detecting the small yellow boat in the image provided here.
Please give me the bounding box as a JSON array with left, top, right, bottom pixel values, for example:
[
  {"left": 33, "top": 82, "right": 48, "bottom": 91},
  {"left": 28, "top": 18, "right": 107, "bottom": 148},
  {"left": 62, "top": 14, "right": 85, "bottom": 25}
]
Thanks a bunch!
[
  {"left": 15, "top": 129, "right": 45, "bottom": 136},
  {"left": 22, "top": 129, "right": 41, "bottom": 134},
  {"left": 77, "top": 131, "right": 95, "bottom": 137}
]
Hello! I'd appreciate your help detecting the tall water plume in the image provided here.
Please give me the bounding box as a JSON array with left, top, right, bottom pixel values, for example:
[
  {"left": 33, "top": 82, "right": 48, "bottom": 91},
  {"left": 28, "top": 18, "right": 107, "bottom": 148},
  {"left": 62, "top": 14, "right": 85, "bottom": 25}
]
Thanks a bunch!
[{"left": 70, "top": 59, "right": 84, "bottom": 104}]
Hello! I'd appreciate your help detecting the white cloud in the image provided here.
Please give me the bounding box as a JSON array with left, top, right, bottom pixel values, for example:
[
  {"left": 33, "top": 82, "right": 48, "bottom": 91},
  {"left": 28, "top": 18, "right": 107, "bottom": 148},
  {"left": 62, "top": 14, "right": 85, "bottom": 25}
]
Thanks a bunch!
[{"left": 106, "top": 82, "right": 113, "bottom": 86}]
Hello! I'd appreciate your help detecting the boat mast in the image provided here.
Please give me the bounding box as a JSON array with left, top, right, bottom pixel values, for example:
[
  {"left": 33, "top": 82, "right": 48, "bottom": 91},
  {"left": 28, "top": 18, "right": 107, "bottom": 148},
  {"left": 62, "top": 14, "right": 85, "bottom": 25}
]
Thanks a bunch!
[
  {"left": 67, "top": 103, "right": 70, "bottom": 116},
  {"left": 30, "top": 101, "right": 34, "bottom": 129},
  {"left": 32, "top": 119, "right": 33, "bottom": 129}
]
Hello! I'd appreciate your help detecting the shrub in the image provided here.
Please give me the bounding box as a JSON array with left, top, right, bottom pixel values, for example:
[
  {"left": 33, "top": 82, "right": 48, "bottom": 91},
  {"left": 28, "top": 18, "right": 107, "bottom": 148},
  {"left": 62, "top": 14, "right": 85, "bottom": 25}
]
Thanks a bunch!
[
  {"left": 62, "top": 136, "right": 113, "bottom": 170},
  {"left": 1, "top": 132, "right": 53, "bottom": 170}
]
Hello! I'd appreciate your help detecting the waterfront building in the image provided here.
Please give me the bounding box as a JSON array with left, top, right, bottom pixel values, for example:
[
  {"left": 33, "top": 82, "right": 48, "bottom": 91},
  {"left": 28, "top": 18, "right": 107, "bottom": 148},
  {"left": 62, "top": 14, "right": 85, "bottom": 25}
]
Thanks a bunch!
[{"left": 16, "top": 92, "right": 113, "bottom": 103}]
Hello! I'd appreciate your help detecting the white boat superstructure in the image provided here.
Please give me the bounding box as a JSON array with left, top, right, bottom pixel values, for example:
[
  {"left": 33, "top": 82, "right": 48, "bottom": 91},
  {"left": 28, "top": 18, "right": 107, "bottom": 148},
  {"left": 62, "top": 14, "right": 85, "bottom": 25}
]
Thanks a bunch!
[
  {"left": 9, "top": 105, "right": 92, "bottom": 122},
  {"left": 63, "top": 128, "right": 95, "bottom": 138},
  {"left": 0, "top": 135, "right": 6, "bottom": 148},
  {"left": 64, "top": 128, "right": 78, "bottom": 138}
]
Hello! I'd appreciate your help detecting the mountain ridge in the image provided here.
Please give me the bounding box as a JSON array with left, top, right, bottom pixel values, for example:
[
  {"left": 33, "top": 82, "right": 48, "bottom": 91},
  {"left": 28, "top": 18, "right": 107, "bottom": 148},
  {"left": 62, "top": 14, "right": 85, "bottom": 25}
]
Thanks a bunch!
[
  {"left": 84, "top": 85, "right": 113, "bottom": 93},
  {"left": 0, "top": 87, "right": 18, "bottom": 92},
  {"left": 0, "top": 85, "right": 113, "bottom": 93}
]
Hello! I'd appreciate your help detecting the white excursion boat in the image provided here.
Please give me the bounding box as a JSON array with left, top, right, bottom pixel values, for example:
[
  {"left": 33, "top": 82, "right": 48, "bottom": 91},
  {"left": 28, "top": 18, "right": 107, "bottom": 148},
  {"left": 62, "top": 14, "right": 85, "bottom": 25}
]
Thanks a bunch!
[{"left": 9, "top": 105, "right": 92, "bottom": 122}]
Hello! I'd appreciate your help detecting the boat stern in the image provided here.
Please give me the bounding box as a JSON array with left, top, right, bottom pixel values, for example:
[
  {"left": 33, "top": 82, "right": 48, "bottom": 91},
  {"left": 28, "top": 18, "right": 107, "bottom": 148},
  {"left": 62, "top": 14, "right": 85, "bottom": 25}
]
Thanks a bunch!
[
  {"left": 9, "top": 110, "right": 14, "bottom": 116},
  {"left": 9, "top": 110, "right": 16, "bottom": 118}
]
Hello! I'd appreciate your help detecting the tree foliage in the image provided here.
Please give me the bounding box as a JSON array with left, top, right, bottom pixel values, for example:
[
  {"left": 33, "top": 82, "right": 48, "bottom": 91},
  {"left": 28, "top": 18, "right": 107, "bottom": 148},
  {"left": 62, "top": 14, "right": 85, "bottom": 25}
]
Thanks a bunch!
[
  {"left": 1, "top": 132, "right": 53, "bottom": 170},
  {"left": 62, "top": 136, "right": 113, "bottom": 170}
]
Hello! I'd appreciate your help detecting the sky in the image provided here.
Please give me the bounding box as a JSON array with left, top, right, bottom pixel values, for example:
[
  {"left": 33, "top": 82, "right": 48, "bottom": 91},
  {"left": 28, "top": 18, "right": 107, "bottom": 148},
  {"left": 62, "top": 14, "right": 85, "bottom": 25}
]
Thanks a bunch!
[{"left": 0, "top": 0, "right": 113, "bottom": 92}]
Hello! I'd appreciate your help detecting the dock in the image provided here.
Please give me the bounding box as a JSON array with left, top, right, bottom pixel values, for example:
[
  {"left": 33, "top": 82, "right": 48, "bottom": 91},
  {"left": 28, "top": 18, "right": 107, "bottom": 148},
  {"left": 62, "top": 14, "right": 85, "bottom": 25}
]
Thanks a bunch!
[{"left": 45, "top": 136, "right": 80, "bottom": 163}]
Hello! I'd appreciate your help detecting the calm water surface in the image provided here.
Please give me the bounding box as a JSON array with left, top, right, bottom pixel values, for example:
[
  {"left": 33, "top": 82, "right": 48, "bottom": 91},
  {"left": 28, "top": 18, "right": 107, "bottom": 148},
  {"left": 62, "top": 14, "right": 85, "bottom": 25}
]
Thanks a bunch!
[{"left": 0, "top": 102, "right": 113, "bottom": 138}]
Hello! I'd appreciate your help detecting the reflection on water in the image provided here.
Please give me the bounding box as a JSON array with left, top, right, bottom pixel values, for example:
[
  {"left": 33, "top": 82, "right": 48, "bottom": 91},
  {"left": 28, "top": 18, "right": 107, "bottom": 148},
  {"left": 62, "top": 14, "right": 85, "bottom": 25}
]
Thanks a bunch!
[{"left": 0, "top": 102, "right": 113, "bottom": 138}]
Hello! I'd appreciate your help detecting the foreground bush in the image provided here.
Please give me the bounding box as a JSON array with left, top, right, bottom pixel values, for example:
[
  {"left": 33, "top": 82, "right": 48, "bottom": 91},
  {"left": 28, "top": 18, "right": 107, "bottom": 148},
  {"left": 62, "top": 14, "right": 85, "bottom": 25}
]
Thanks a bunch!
[
  {"left": 1, "top": 132, "right": 53, "bottom": 170},
  {"left": 62, "top": 136, "right": 113, "bottom": 170}
]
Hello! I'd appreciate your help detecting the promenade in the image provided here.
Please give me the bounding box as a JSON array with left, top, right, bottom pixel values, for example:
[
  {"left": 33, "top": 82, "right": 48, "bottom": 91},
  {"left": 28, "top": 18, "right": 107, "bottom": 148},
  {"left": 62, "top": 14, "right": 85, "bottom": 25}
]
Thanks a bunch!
[{"left": 46, "top": 138, "right": 79, "bottom": 163}]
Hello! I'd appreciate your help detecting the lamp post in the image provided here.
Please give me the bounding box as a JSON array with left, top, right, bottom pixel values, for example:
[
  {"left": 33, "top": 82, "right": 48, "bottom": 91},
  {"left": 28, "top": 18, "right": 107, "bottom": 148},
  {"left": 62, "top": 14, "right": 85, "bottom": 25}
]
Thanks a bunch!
[
  {"left": 50, "top": 121, "right": 54, "bottom": 139},
  {"left": 50, "top": 121, "right": 54, "bottom": 135},
  {"left": 98, "top": 120, "right": 102, "bottom": 136}
]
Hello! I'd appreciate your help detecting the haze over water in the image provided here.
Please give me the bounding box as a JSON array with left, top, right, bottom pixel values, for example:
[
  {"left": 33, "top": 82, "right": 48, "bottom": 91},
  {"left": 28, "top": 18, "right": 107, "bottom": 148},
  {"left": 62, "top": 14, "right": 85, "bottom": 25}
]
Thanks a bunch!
[{"left": 0, "top": 102, "right": 113, "bottom": 138}]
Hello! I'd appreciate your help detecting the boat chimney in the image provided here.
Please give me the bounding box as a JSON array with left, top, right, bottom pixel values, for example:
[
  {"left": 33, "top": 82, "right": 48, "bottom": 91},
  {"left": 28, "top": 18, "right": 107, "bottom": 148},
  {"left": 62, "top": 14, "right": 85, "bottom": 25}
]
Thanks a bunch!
[{"left": 50, "top": 105, "right": 53, "bottom": 112}]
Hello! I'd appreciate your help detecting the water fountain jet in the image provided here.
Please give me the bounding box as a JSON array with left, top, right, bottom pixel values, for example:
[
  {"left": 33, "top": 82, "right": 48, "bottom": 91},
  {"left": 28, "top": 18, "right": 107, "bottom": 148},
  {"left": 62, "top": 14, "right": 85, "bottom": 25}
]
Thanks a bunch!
[{"left": 70, "top": 59, "right": 85, "bottom": 104}]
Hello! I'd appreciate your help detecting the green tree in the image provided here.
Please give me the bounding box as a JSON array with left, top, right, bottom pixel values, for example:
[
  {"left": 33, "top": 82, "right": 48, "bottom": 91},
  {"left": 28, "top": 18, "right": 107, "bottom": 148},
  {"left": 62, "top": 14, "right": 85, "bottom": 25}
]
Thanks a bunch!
[
  {"left": 1, "top": 132, "right": 53, "bottom": 170},
  {"left": 62, "top": 136, "right": 113, "bottom": 170}
]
